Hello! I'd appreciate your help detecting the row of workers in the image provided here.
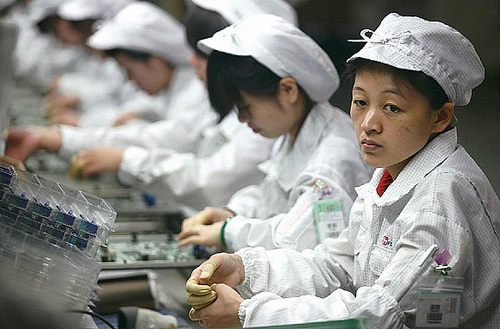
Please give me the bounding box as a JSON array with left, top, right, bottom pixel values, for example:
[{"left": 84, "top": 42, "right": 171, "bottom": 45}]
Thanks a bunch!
[{"left": 3, "top": 0, "right": 500, "bottom": 328}]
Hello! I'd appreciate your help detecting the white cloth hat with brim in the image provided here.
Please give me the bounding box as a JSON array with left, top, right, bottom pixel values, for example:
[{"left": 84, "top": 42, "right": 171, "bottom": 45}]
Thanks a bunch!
[
  {"left": 198, "top": 14, "right": 339, "bottom": 102},
  {"left": 57, "top": 0, "right": 135, "bottom": 21},
  {"left": 347, "top": 13, "right": 484, "bottom": 106},
  {"left": 0, "top": 0, "right": 16, "bottom": 11},
  {"left": 87, "top": 2, "right": 191, "bottom": 66},
  {"left": 28, "top": 0, "right": 68, "bottom": 24},
  {"left": 190, "top": 0, "right": 297, "bottom": 25}
]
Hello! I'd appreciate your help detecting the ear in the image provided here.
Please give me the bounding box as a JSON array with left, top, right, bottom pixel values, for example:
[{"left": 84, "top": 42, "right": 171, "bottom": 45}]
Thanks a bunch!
[
  {"left": 431, "top": 102, "right": 455, "bottom": 133},
  {"left": 277, "top": 77, "right": 300, "bottom": 105}
]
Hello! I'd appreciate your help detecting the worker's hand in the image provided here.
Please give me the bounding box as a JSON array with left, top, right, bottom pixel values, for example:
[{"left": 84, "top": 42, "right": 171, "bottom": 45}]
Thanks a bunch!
[
  {"left": 113, "top": 111, "right": 141, "bottom": 126},
  {"left": 49, "top": 107, "right": 81, "bottom": 126},
  {"left": 181, "top": 207, "right": 235, "bottom": 232},
  {"left": 1, "top": 155, "right": 26, "bottom": 171},
  {"left": 68, "top": 147, "right": 124, "bottom": 180},
  {"left": 187, "top": 254, "right": 245, "bottom": 289},
  {"left": 188, "top": 283, "right": 243, "bottom": 328},
  {"left": 44, "top": 93, "right": 80, "bottom": 115},
  {"left": 178, "top": 221, "right": 224, "bottom": 247},
  {"left": 5, "top": 126, "right": 62, "bottom": 162}
]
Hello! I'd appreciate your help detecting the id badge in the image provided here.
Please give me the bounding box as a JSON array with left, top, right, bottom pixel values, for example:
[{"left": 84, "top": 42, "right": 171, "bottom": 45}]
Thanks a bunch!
[
  {"left": 415, "top": 276, "right": 464, "bottom": 328},
  {"left": 313, "top": 199, "right": 344, "bottom": 242}
]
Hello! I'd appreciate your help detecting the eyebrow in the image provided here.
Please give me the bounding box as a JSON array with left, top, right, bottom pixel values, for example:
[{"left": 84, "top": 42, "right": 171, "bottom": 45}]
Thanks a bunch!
[{"left": 352, "top": 86, "right": 406, "bottom": 100}]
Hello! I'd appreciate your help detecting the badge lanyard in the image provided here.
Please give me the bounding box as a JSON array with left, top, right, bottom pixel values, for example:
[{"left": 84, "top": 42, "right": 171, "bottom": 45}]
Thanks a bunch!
[
  {"left": 311, "top": 180, "right": 345, "bottom": 242},
  {"left": 415, "top": 249, "right": 464, "bottom": 328}
]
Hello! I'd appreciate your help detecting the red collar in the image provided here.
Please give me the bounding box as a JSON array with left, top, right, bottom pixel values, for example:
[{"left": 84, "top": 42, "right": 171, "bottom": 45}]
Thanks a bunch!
[{"left": 376, "top": 169, "right": 393, "bottom": 196}]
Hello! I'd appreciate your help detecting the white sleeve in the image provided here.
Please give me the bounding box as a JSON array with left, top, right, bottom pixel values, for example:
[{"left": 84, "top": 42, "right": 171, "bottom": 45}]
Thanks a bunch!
[
  {"left": 235, "top": 242, "right": 409, "bottom": 329},
  {"left": 234, "top": 205, "right": 473, "bottom": 328},
  {"left": 59, "top": 119, "right": 201, "bottom": 160},
  {"left": 224, "top": 174, "right": 354, "bottom": 252},
  {"left": 225, "top": 185, "right": 265, "bottom": 218},
  {"left": 117, "top": 130, "right": 274, "bottom": 211}
]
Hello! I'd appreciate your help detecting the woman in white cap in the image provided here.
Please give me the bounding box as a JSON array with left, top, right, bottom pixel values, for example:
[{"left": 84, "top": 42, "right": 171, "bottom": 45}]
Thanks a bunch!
[
  {"left": 5, "top": 0, "right": 295, "bottom": 215},
  {"left": 186, "top": 13, "right": 500, "bottom": 329},
  {"left": 178, "top": 14, "right": 370, "bottom": 252},
  {"left": 43, "top": 0, "right": 151, "bottom": 128}
]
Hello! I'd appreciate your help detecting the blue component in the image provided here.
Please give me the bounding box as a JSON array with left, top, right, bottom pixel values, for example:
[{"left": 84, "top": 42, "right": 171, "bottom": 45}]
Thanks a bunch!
[
  {"left": 142, "top": 193, "right": 156, "bottom": 207},
  {"left": 79, "top": 220, "right": 98, "bottom": 235},
  {"left": 193, "top": 245, "right": 210, "bottom": 259},
  {"left": 0, "top": 167, "right": 12, "bottom": 186},
  {"left": 32, "top": 203, "right": 52, "bottom": 218},
  {"left": 54, "top": 211, "right": 76, "bottom": 226},
  {"left": 6, "top": 194, "right": 28, "bottom": 210},
  {"left": 0, "top": 208, "right": 18, "bottom": 224},
  {"left": 44, "top": 226, "right": 65, "bottom": 240}
]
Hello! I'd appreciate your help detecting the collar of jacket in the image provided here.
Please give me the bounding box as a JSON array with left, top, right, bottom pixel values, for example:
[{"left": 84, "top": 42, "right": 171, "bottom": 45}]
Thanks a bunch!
[
  {"left": 356, "top": 128, "right": 458, "bottom": 206},
  {"left": 258, "top": 102, "right": 332, "bottom": 192}
]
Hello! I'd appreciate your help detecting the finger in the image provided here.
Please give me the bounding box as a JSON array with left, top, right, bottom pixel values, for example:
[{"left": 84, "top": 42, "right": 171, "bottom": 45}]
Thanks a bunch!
[
  {"left": 186, "top": 279, "right": 212, "bottom": 295},
  {"left": 68, "top": 155, "right": 85, "bottom": 180},
  {"left": 178, "top": 225, "right": 202, "bottom": 240},
  {"left": 200, "top": 260, "right": 217, "bottom": 281},
  {"left": 187, "top": 290, "right": 217, "bottom": 309},
  {"left": 177, "top": 235, "right": 202, "bottom": 247}
]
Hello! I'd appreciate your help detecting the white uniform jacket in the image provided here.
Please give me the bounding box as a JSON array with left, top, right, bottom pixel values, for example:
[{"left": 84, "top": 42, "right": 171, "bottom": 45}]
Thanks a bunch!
[
  {"left": 116, "top": 112, "right": 274, "bottom": 213},
  {"left": 59, "top": 72, "right": 216, "bottom": 156},
  {"left": 236, "top": 128, "right": 500, "bottom": 329},
  {"left": 76, "top": 66, "right": 210, "bottom": 127},
  {"left": 224, "top": 102, "right": 372, "bottom": 252}
]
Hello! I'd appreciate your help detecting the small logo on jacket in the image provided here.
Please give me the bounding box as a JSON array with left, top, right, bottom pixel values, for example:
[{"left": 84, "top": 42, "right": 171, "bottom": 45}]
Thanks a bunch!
[{"left": 382, "top": 236, "right": 393, "bottom": 247}]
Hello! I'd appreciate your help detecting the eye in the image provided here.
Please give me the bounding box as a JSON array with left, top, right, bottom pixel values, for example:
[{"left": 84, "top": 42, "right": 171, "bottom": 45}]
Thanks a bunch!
[
  {"left": 353, "top": 100, "right": 367, "bottom": 107},
  {"left": 383, "top": 104, "right": 401, "bottom": 113}
]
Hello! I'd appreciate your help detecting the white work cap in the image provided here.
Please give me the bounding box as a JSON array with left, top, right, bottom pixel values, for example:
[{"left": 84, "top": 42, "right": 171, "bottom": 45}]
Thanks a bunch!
[
  {"left": 190, "top": 0, "right": 297, "bottom": 25},
  {"left": 57, "top": 0, "right": 135, "bottom": 21},
  {"left": 87, "top": 2, "right": 191, "bottom": 66},
  {"left": 347, "top": 13, "right": 484, "bottom": 106},
  {"left": 198, "top": 14, "right": 339, "bottom": 102},
  {"left": 28, "top": 0, "right": 68, "bottom": 24},
  {"left": 0, "top": 0, "right": 15, "bottom": 11}
]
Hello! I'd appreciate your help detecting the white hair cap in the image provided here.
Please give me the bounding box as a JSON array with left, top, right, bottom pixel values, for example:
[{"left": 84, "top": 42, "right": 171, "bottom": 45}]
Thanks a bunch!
[
  {"left": 28, "top": 0, "right": 68, "bottom": 24},
  {"left": 57, "top": 0, "right": 135, "bottom": 21},
  {"left": 198, "top": 14, "right": 339, "bottom": 102},
  {"left": 87, "top": 2, "right": 191, "bottom": 66},
  {"left": 190, "top": 0, "right": 297, "bottom": 25},
  {"left": 347, "top": 13, "right": 485, "bottom": 106},
  {"left": 0, "top": 0, "right": 16, "bottom": 11}
]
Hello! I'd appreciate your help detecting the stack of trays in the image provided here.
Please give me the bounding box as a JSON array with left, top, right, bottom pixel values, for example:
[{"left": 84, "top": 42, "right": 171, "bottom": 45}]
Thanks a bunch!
[
  {"left": 0, "top": 161, "right": 116, "bottom": 314},
  {"left": 0, "top": 162, "right": 116, "bottom": 258}
]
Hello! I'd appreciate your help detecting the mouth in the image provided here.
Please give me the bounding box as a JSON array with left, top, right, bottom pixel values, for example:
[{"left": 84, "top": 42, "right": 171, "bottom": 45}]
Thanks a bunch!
[
  {"left": 249, "top": 125, "right": 261, "bottom": 134},
  {"left": 361, "top": 139, "right": 381, "bottom": 151}
]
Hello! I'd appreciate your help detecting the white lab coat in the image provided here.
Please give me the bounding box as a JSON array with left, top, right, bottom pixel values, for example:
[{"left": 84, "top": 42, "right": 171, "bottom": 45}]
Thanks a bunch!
[
  {"left": 236, "top": 128, "right": 500, "bottom": 329},
  {"left": 117, "top": 112, "right": 275, "bottom": 214},
  {"left": 76, "top": 65, "right": 207, "bottom": 127},
  {"left": 223, "top": 102, "right": 372, "bottom": 252},
  {"left": 59, "top": 67, "right": 216, "bottom": 155},
  {"left": 14, "top": 21, "right": 97, "bottom": 89}
]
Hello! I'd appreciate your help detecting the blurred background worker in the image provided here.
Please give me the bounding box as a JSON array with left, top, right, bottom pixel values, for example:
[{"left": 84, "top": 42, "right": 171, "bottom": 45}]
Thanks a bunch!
[{"left": 4, "top": 0, "right": 297, "bottom": 217}]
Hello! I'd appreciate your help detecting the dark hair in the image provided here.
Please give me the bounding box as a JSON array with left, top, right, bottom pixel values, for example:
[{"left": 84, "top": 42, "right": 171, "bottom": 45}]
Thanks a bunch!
[
  {"left": 206, "top": 51, "right": 282, "bottom": 119},
  {"left": 37, "top": 14, "right": 59, "bottom": 34},
  {"left": 344, "top": 58, "right": 449, "bottom": 111},
  {"left": 69, "top": 19, "right": 95, "bottom": 34},
  {"left": 185, "top": 5, "right": 229, "bottom": 57},
  {"left": 104, "top": 48, "right": 151, "bottom": 61}
]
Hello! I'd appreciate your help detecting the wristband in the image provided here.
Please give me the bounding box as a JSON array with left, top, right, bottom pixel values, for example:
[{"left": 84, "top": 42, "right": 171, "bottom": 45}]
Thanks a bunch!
[{"left": 220, "top": 218, "right": 230, "bottom": 249}]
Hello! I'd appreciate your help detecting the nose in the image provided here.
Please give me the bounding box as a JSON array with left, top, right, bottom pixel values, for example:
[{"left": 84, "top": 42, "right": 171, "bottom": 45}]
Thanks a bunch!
[
  {"left": 360, "top": 107, "right": 382, "bottom": 133},
  {"left": 237, "top": 110, "right": 250, "bottom": 123}
]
